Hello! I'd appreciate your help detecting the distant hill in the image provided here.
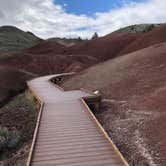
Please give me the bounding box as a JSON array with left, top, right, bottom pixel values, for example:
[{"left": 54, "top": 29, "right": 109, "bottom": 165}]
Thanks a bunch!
[
  {"left": 119, "top": 24, "right": 166, "bottom": 55},
  {"left": 26, "top": 41, "right": 66, "bottom": 55},
  {"left": 0, "top": 26, "right": 42, "bottom": 51},
  {"left": 0, "top": 24, "right": 162, "bottom": 52},
  {"left": 2, "top": 24, "right": 166, "bottom": 76},
  {"left": 112, "top": 24, "right": 161, "bottom": 34},
  {"left": 47, "top": 37, "right": 84, "bottom": 47},
  {"left": 67, "top": 33, "right": 139, "bottom": 61},
  {"left": 67, "top": 24, "right": 166, "bottom": 61}
]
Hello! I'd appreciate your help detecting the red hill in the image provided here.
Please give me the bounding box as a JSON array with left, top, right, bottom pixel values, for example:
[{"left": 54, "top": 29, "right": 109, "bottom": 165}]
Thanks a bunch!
[
  {"left": 62, "top": 42, "right": 166, "bottom": 165},
  {"left": 120, "top": 24, "right": 166, "bottom": 55},
  {"left": 26, "top": 41, "right": 66, "bottom": 55}
]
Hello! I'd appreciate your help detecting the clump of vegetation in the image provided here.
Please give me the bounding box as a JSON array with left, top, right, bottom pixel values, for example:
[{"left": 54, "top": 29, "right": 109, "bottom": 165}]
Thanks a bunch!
[
  {"left": 113, "top": 24, "right": 160, "bottom": 34},
  {"left": 91, "top": 32, "right": 99, "bottom": 39},
  {"left": 0, "top": 127, "right": 21, "bottom": 152},
  {"left": 143, "top": 24, "right": 155, "bottom": 33}
]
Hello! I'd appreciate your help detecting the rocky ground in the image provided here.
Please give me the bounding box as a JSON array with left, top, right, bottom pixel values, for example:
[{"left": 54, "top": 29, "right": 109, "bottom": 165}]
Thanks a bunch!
[{"left": 96, "top": 99, "right": 164, "bottom": 166}]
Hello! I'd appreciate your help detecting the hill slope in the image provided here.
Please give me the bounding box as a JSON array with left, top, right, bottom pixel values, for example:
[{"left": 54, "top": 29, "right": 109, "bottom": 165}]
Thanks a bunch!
[
  {"left": 67, "top": 33, "right": 140, "bottom": 61},
  {"left": 112, "top": 24, "right": 160, "bottom": 34},
  {"left": 26, "top": 41, "right": 66, "bottom": 55},
  {"left": 47, "top": 37, "right": 84, "bottom": 47},
  {"left": 0, "top": 26, "right": 41, "bottom": 51},
  {"left": 120, "top": 24, "right": 166, "bottom": 55},
  {"left": 62, "top": 42, "right": 166, "bottom": 165},
  {"left": 0, "top": 66, "right": 35, "bottom": 107},
  {"left": 66, "top": 24, "right": 166, "bottom": 61}
]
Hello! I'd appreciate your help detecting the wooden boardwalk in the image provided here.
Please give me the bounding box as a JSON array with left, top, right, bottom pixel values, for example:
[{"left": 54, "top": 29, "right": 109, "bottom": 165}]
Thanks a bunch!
[{"left": 27, "top": 74, "right": 128, "bottom": 166}]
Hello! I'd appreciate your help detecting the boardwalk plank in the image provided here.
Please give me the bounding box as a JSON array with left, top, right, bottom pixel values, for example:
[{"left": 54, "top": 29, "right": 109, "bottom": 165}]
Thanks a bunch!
[{"left": 27, "top": 74, "right": 127, "bottom": 166}]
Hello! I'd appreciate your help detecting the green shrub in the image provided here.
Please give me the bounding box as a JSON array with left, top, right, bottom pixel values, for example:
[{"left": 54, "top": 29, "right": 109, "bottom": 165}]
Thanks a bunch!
[{"left": 0, "top": 127, "right": 21, "bottom": 152}]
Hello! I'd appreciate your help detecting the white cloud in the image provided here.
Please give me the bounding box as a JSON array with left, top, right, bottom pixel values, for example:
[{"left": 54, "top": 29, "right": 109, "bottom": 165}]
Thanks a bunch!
[{"left": 0, "top": 0, "right": 165, "bottom": 39}]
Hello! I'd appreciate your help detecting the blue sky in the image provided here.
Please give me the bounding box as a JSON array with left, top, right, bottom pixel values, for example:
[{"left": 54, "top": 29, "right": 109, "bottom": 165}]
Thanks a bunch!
[
  {"left": 1, "top": 0, "right": 165, "bottom": 38},
  {"left": 54, "top": 0, "right": 144, "bottom": 16}
]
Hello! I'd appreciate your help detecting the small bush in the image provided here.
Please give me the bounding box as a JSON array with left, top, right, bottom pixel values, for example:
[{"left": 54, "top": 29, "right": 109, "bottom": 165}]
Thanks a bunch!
[{"left": 0, "top": 127, "right": 21, "bottom": 152}]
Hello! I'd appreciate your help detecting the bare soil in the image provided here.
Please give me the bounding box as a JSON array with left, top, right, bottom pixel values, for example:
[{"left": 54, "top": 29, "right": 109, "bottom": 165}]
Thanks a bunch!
[
  {"left": 0, "top": 66, "right": 34, "bottom": 107},
  {"left": 62, "top": 42, "right": 166, "bottom": 166}
]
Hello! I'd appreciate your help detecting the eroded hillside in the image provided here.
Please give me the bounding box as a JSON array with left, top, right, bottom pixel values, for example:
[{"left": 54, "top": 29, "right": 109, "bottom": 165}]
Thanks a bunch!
[
  {"left": 62, "top": 42, "right": 166, "bottom": 165},
  {"left": 0, "top": 26, "right": 41, "bottom": 52}
]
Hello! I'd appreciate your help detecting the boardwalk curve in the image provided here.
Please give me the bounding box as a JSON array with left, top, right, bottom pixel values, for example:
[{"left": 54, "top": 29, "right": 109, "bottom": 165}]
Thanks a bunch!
[{"left": 26, "top": 74, "right": 128, "bottom": 166}]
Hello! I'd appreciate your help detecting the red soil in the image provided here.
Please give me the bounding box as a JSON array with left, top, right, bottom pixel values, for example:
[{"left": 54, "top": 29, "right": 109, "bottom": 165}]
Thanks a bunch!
[
  {"left": 66, "top": 24, "right": 166, "bottom": 62},
  {"left": 26, "top": 41, "right": 66, "bottom": 55},
  {"left": 67, "top": 33, "right": 140, "bottom": 61},
  {"left": 62, "top": 42, "right": 166, "bottom": 165},
  {"left": 120, "top": 24, "right": 166, "bottom": 55},
  {"left": 0, "top": 52, "right": 97, "bottom": 76},
  {"left": 0, "top": 65, "right": 34, "bottom": 106},
  {"left": 6, "top": 24, "right": 165, "bottom": 77}
]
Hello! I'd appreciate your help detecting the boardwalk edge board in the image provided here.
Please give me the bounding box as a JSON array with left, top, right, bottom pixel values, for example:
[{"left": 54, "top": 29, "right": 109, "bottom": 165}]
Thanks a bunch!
[
  {"left": 26, "top": 73, "right": 129, "bottom": 166},
  {"left": 26, "top": 83, "right": 44, "bottom": 166}
]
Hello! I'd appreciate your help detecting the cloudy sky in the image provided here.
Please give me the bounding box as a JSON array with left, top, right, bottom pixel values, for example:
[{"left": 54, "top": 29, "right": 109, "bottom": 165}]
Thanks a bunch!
[{"left": 0, "top": 0, "right": 165, "bottom": 39}]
